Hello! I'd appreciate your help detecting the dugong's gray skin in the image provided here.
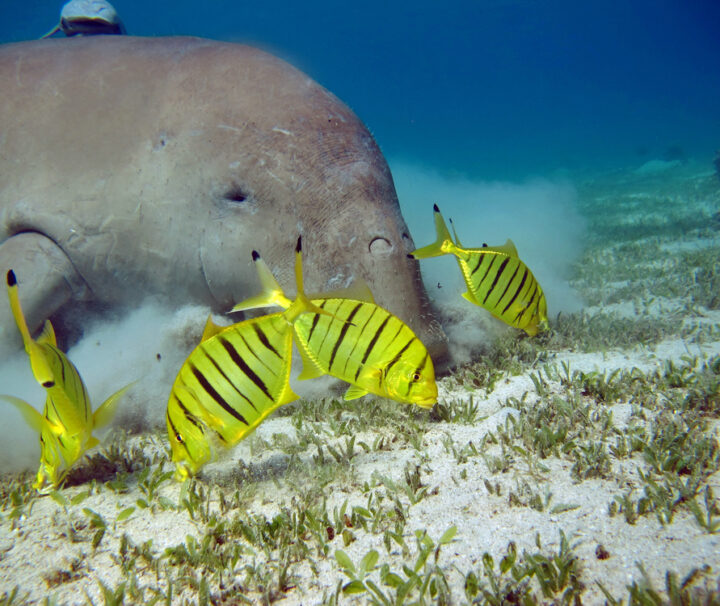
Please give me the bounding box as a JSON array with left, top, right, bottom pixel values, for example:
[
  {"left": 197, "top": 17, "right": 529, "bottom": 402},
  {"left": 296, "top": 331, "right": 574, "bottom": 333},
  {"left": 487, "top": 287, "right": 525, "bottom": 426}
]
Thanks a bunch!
[
  {"left": 41, "top": 0, "right": 126, "bottom": 38},
  {"left": 0, "top": 37, "right": 448, "bottom": 362}
]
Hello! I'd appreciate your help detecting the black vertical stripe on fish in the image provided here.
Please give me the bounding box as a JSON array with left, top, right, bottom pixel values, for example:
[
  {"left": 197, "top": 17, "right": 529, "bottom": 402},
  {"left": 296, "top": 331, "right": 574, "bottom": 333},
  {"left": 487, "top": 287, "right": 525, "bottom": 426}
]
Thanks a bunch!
[
  {"left": 477, "top": 255, "right": 497, "bottom": 290},
  {"left": 328, "top": 302, "right": 362, "bottom": 371},
  {"left": 218, "top": 336, "right": 272, "bottom": 401},
  {"left": 307, "top": 300, "right": 326, "bottom": 342},
  {"left": 201, "top": 346, "right": 257, "bottom": 411},
  {"left": 174, "top": 391, "right": 205, "bottom": 430},
  {"left": 502, "top": 268, "right": 529, "bottom": 314},
  {"left": 166, "top": 413, "right": 191, "bottom": 457},
  {"left": 405, "top": 353, "right": 429, "bottom": 397},
  {"left": 495, "top": 263, "right": 520, "bottom": 311},
  {"left": 483, "top": 257, "right": 509, "bottom": 305},
  {"left": 313, "top": 303, "right": 339, "bottom": 353},
  {"left": 237, "top": 329, "right": 277, "bottom": 376},
  {"left": 384, "top": 337, "right": 415, "bottom": 376},
  {"left": 357, "top": 312, "right": 389, "bottom": 376},
  {"left": 470, "top": 252, "right": 485, "bottom": 275},
  {"left": 514, "top": 284, "right": 539, "bottom": 323},
  {"left": 252, "top": 322, "right": 281, "bottom": 358},
  {"left": 190, "top": 363, "right": 249, "bottom": 425}
]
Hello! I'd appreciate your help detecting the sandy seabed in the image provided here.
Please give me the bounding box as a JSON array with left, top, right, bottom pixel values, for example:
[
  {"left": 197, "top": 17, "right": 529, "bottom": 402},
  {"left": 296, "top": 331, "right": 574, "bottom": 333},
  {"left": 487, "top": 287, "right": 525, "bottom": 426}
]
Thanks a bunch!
[{"left": 1, "top": 164, "right": 719, "bottom": 605}]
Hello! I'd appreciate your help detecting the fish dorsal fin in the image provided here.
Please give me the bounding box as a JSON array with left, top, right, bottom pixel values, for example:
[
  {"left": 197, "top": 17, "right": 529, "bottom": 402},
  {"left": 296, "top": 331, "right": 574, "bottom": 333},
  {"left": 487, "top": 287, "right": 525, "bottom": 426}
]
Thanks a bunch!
[
  {"left": 231, "top": 251, "right": 292, "bottom": 314},
  {"left": 448, "top": 217, "right": 463, "bottom": 248},
  {"left": 37, "top": 320, "right": 57, "bottom": 346},
  {"left": 92, "top": 381, "right": 135, "bottom": 430},
  {"left": 344, "top": 385, "right": 369, "bottom": 401},
  {"left": 307, "top": 279, "right": 375, "bottom": 304},
  {"left": 484, "top": 239, "right": 519, "bottom": 258},
  {"left": 201, "top": 315, "right": 225, "bottom": 342}
]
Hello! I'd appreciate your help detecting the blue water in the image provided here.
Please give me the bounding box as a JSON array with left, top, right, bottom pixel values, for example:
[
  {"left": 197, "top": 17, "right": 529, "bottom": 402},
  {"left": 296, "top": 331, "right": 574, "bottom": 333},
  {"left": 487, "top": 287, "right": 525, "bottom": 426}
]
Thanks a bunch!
[{"left": 2, "top": 0, "right": 719, "bottom": 180}]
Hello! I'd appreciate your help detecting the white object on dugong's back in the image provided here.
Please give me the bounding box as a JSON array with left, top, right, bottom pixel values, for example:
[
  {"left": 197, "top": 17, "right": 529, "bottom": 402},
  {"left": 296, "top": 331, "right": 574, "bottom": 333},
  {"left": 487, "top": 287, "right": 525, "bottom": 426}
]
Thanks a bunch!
[{"left": 41, "top": 0, "right": 126, "bottom": 38}]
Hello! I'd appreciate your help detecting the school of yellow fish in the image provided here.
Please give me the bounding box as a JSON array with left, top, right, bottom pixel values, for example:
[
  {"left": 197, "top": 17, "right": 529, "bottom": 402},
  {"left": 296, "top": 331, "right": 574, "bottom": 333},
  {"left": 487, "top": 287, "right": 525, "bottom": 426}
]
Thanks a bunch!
[{"left": 2, "top": 211, "right": 548, "bottom": 487}]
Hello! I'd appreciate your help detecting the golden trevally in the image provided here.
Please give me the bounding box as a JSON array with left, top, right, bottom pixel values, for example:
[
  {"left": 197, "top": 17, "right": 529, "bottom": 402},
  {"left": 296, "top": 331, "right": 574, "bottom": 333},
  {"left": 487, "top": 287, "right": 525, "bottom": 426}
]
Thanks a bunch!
[
  {"left": 166, "top": 313, "right": 297, "bottom": 481},
  {"left": 232, "top": 237, "right": 437, "bottom": 408},
  {"left": 1, "top": 270, "right": 132, "bottom": 492},
  {"left": 410, "top": 204, "right": 548, "bottom": 336}
]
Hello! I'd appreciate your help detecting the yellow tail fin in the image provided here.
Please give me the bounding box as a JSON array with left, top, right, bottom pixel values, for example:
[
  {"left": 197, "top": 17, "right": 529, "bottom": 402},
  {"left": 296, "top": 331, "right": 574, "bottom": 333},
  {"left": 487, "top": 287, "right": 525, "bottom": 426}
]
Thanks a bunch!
[
  {"left": 409, "top": 204, "right": 454, "bottom": 260},
  {"left": 232, "top": 237, "right": 335, "bottom": 325},
  {"left": 231, "top": 250, "right": 293, "bottom": 313},
  {"left": 6, "top": 270, "right": 55, "bottom": 388}
]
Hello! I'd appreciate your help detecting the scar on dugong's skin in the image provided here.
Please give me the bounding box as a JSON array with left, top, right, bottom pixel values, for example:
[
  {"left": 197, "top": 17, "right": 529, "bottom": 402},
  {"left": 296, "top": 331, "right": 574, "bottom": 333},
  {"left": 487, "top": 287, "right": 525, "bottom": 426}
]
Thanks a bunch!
[
  {"left": 0, "top": 36, "right": 448, "bottom": 363},
  {"left": 41, "top": 0, "right": 126, "bottom": 38}
]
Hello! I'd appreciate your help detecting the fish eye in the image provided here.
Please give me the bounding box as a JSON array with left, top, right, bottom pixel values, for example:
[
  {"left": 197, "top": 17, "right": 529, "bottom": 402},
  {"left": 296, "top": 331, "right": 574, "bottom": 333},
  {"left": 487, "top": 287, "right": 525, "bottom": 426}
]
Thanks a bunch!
[
  {"left": 175, "top": 433, "right": 184, "bottom": 444},
  {"left": 411, "top": 372, "right": 421, "bottom": 382}
]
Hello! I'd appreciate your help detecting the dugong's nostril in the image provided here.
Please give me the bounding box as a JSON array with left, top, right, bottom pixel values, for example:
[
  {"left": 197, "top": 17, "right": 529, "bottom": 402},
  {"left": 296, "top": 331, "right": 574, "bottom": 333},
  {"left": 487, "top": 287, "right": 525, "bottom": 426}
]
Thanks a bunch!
[{"left": 369, "top": 237, "right": 392, "bottom": 255}]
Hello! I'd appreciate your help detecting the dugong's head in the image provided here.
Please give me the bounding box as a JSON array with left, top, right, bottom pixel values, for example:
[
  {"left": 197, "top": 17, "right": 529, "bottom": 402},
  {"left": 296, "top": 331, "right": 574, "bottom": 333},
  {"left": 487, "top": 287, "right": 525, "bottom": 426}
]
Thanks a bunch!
[{"left": 176, "top": 42, "right": 448, "bottom": 362}]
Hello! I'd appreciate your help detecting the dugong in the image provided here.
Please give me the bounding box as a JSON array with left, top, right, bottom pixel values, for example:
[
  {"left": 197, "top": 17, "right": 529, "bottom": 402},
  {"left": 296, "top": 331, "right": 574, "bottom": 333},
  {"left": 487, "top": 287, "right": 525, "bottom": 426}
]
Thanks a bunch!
[
  {"left": 0, "top": 37, "right": 448, "bottom": 362},
  {"left": 41, "top": 0, "right": 126, "bottom": 38}
]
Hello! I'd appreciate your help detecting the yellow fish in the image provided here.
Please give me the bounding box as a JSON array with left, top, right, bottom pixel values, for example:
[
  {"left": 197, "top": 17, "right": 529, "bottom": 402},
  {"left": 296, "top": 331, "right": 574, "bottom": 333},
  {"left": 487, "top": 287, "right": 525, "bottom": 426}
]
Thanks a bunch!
[
  {"left": 1, "top": 270, "right": 133, "bottom": 491},
  {"left": 233, "top": 237, "right": 438, "bottom": 408},
  {"left": 410, "top": 204, "right": 548, "bottom": 336},
  {"left": 166, "top": 313, "right": 298, "bottom": 481}
]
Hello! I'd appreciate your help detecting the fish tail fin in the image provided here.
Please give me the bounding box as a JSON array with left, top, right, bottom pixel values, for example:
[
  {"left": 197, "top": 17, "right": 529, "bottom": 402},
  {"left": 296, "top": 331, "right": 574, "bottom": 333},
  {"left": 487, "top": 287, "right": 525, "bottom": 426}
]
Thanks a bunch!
[
  {"left": 6, "top": 270, "right": 33, "bottom": 348},
  {"left": 284, "top": 236, "right": 337, "bottom": 324},
  {"left": 409, "top": 204, "right": 454, "bottom": 259},
  {"left": 231, "top": 251, "right": 293, "bottom": 314},
  {"left": 92, "top": 381, "right": 135, "bottom": 430},
  {"left": 6, "top": 271, "right": 56, "bottom": 387}
]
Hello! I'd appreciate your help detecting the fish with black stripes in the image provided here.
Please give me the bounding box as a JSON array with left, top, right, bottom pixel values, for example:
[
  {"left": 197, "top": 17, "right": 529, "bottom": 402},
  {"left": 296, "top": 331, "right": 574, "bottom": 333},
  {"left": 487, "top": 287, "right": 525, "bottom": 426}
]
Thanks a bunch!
[
  {"left": 166, "top": 312, "right": 300, "bottom": 480},
  {"left": 409, "top": 204, "right": 548, "bottom": 336},
  {"left": 0, "top": 270, "right": 133, "bottom": 491},
  {"left": 232, "top": 237, "right": 438, "bottom": 408}
]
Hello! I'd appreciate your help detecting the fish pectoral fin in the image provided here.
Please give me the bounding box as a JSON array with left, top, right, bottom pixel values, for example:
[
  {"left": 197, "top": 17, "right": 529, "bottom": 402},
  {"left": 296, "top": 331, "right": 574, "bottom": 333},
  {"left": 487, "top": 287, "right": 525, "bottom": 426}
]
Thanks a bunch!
[
  {"left": 344, "top": 385, "right": 369, "bottom": 401},
  {"left": 0, "top": 394, "right": 54, "bottom": 434},
  {"left": 295, "top": 341, "right": 325, "bottom": 381},
  {"left": 92, "top": 381, "right": 135, "bottom": 430},
  {"left": 37, "top": 320, "right": 58, "bottom": 346},
  {"left": 86, "top": 436, "right": 100, "bottom": 449}
]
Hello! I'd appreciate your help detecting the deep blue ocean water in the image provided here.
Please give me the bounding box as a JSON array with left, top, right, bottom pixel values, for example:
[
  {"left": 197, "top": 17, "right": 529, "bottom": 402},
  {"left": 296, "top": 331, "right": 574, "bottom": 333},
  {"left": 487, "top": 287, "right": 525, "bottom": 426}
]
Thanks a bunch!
[{"left": 2, "top": 0, "right": 719, "bottom": 180}]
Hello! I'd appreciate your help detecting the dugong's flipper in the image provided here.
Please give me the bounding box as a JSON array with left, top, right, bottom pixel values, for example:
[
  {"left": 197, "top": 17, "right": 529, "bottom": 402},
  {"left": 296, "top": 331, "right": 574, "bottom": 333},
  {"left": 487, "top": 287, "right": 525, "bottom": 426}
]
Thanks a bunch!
[
  {"left": 41, "top": 0, "right": 126, "bottom": 39},
  {"left": 0, "top": 233, "right": 85, "bottom": 354}
]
